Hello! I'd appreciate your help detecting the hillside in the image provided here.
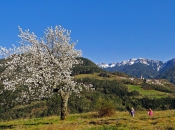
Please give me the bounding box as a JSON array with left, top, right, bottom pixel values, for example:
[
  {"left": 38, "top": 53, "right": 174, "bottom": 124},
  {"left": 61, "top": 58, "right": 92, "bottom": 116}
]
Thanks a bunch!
[
  {"left": 1, "top": 57, "right": 175, "bottom": 121},
  {"left": 98, "top": 58, "right": 175, "bottom": 84},
  {"left": 156, "top": 66, "right": 175, "bottom": 84},
  {"left": 72, "top": 57, "right": 105, "bottom": 75},
  {"left": 105, "top": 63, "right": 160, "bottom": 79},
  {"left": 159, "top": 58, "right": 175, "bottom": 73},
  {"left": 1, "top": 110, "right": 175, "bottom": 130}
]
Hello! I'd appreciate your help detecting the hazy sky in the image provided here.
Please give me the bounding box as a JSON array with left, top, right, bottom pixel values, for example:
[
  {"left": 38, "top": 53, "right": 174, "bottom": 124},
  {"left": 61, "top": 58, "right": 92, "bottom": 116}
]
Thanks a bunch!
[{"left": 1, "top": 0, "right": 175, "bottom": 63}]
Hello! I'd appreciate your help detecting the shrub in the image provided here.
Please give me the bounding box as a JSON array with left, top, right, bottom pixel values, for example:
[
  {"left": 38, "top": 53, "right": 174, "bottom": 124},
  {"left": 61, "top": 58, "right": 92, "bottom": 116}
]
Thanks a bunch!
[{"left": 95, "top": 98, "right": 115, "bottom": 117}]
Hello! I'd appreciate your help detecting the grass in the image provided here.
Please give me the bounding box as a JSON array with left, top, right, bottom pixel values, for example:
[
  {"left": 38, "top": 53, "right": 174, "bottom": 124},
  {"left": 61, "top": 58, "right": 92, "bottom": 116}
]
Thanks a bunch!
[
  {"left": 75, "top": 74, "right": 171, "bottom": 98},
  {"left": 1, "top": 110, "right": 175, "bottom": 130},
  {"left": 75, "top": 73, "right": 120, "bottom": 81},
  {"left": 127, "top": 85, "right": 169, "bottom": 98}
]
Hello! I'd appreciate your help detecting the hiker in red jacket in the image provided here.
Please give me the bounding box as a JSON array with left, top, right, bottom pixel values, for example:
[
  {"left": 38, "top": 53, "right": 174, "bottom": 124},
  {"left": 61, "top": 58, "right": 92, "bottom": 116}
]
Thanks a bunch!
[{"left": 148, "top": 108, "right": 153, "bottom": 116}]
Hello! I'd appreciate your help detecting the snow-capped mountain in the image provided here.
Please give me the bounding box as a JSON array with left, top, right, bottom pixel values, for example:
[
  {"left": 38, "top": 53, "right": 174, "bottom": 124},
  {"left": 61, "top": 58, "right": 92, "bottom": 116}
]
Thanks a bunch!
[
  {"left": 97, "top": 58, "right": 175, "bottom": 79},
  {"left": 156, "top": 59, "right": 175, "bottom": 84},
  {"left": 97, "top": 58, "right": 173, "bottom": 79},
  {"left": 97, "top": 62, "right": 116, "bottom": 68},
  {"left": 115, "top": 58, "right": 163, "bottom": 71},
  {"left": 159, "top": 58, "right": 175, "bottom": 73},
  {"left": 97, "top": 58, "right": 163, "bottom": 71}
]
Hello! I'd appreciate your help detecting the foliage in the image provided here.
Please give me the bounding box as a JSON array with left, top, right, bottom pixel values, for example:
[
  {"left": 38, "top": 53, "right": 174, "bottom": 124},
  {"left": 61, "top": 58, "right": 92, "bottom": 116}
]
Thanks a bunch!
[
  {"left": 142, "top": 83, "right": 174, "bottom": 93},
  {"left": 0, "top": 25, "right": 93, "bottom": 120},
  {"left": 98, "top": 72, "right": 111, "bottom": 78},
  {"left": 0, "top": 25, "right": 87, "bottom": 101},
  {"left": 111, "top": 71, "right": 130, "bottom": 77},
  {"left": 127, "top": 84, "right": 175, "bottom": 98},
  {"left": 94, "top": 97, "right": 115, "bottom": 117},
  {"left": 72, "top": 57, "right": 104, "bottom": 75},
  {"left": 1, "top": 76, "right": 175, "bottom": 120},
  {"left": 1, "top": 51, "right": 175, "bottom": 121}
]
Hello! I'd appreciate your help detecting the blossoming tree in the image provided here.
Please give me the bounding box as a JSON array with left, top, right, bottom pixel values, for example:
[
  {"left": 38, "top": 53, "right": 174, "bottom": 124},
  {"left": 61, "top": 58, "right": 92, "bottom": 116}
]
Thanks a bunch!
[{"left": 0, "top": 25, "right": 93, "bottom": 120}]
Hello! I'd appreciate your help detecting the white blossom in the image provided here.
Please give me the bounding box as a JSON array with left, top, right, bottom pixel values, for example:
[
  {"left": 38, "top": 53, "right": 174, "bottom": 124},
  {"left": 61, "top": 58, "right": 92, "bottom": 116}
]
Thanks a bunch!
[{"left": 0, "top": 25, "right": 93, "bottom": 103}]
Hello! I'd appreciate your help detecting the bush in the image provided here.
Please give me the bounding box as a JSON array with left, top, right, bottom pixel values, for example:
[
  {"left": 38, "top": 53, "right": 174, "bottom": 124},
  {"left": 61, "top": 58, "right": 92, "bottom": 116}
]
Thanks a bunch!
[{"left": 95, "top": 98, "right": 115, "bottom": 117}]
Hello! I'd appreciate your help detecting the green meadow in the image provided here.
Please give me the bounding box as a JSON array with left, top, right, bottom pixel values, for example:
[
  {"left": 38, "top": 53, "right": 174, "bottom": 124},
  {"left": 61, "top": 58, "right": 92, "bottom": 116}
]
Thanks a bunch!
[
  {"left": 127, "top": 85, "right": 169, "bottom": 98},
  {"left": 75, "top": 73, "right": 173, "bottom": 98},
  {"left": 1, "top": 110, "right": 175, "bottom": 130},
  {"left": 1, "top": 72, "right": 175, "bottom": 130}
]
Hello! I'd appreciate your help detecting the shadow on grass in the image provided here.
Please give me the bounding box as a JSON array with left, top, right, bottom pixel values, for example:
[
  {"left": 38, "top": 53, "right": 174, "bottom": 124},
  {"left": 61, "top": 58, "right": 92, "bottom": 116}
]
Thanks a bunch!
[
  {"left": 24, "top": 122, "right": 53, "bottom": 126},
  {"left": 89, "top": 118, "right": 128, "bottom": 125},
  {"left": 0, "top": 122, "right": 53, "bottom": 129},
  {"left": 0, "top": 124, "right": 15, "bottom": 129}
]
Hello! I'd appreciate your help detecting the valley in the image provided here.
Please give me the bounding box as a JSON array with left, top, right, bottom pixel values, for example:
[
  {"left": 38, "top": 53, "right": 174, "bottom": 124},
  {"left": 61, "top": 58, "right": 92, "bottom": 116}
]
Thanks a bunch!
[{"left": 1, "top": 57, "right": 175, "bottom": 125}]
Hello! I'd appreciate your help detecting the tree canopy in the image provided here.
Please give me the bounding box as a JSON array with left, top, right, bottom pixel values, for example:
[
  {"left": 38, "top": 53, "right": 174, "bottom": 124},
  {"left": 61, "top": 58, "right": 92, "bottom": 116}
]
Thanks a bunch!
[{"left": 0, "top": 25, "right": 93, "bottom": 120}]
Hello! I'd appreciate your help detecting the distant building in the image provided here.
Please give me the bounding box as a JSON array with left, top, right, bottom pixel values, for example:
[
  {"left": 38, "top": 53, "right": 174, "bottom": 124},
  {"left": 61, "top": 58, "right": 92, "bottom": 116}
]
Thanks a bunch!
[
  {"left": 140, "top": 74, "right": 144, "bottom": 79},
  {"left": 129, "top": 78, "right": 134, "bottom": 80}
]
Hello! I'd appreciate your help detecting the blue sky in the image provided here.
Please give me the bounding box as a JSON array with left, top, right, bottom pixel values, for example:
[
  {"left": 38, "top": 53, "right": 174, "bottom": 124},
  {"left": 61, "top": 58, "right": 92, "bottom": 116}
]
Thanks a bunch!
[{"left": 1, "top": 0, "right": 175, "bottom": 63}]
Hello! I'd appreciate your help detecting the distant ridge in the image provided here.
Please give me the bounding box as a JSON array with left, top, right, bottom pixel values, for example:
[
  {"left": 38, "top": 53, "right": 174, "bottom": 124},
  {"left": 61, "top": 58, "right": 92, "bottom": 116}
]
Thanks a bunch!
[{"left": 97, "top": 58, "right": 175, "bottom": 81}]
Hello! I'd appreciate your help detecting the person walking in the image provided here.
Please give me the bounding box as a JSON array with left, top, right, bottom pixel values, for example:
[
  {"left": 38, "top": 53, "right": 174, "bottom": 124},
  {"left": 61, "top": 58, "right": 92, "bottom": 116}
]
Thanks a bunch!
[
  {"left": 148, "top": 108, "right": 153, "bottom": 116},
  {"left": 131, "top": 107, "right": 135, "bottom": 117}
]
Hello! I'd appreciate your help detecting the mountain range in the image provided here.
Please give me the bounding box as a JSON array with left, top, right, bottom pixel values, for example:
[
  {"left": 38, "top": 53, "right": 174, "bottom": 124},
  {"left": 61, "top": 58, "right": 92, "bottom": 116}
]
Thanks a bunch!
[{"left": 97, "top": 58, "right": 175, "bottom": 83}]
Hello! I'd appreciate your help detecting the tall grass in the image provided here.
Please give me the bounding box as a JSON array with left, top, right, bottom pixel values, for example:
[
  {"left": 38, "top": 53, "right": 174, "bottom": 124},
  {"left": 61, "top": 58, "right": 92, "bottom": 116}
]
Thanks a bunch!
[{"left": 1, "top": 110, "right": 175, "bottom": 130}]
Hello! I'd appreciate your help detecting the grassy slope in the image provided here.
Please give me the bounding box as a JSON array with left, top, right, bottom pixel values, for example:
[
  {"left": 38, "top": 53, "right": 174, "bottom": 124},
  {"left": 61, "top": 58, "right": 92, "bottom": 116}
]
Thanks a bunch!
[
  {"left": 75, "top": 73, "right": 174, "bottom": 98},
  {"left": 127, "top": 85, "right": 170, "bottom": 98},
  {"left": 1, "top": 110, "right": 175, "bottom": 130},
  {"left": 75, "top": 73, "right": 120, "bottom": 80}
]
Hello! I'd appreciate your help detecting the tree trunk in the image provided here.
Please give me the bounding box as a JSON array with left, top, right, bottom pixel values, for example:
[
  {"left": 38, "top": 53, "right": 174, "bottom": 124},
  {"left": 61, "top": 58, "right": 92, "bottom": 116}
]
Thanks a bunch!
[{"left": 60, "top": 92, "right": 69, "bottom": 120}]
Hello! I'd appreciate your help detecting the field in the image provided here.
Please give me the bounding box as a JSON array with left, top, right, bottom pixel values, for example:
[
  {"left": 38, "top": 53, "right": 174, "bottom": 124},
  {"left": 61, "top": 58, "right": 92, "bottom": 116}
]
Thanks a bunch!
[
  {"left": 1, "top": 110, "right": 175, "bottom": 130},
  {"left": 75, "top": 73, "right": 119, "bottom": 80},
  {"left": 74, "top": 73, "right": 135, "bottom": 81},
  {"left": 75, "top": 73, "right": 173, "bottom": 98},
  {"left": 1, "top": 73, "right": 175, "bottom": 130},
  {"left": 127, "top": 85, "right": 169, "bottom": 98}
]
